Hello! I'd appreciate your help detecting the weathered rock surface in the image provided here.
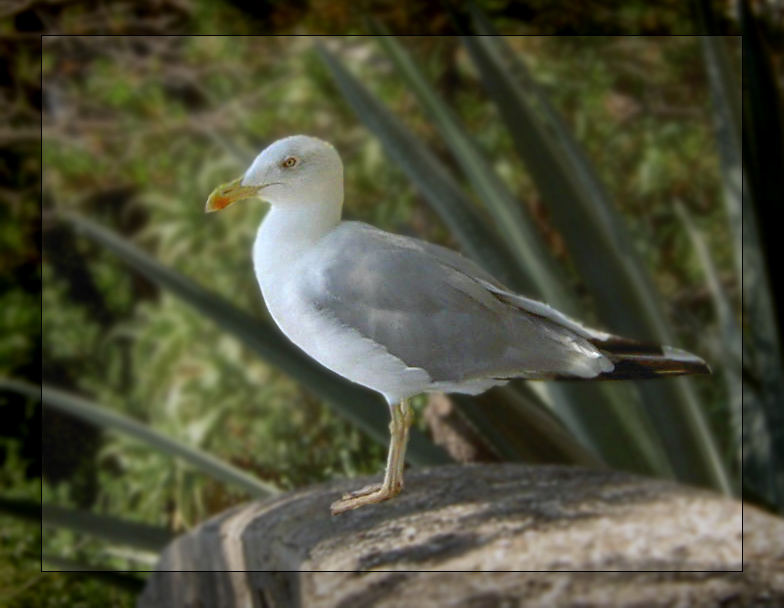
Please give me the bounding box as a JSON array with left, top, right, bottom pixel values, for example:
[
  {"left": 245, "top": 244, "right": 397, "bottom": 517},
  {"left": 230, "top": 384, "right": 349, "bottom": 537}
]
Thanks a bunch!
[{"left": 139, "top": 464, "right": 783, "bottom": 607}]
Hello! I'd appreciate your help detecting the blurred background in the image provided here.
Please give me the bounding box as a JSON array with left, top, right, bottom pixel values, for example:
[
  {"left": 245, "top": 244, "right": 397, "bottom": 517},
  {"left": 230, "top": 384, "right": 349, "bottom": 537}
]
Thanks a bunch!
[{"left": 2, "top": 0, "right": 782, "bottom": 604}]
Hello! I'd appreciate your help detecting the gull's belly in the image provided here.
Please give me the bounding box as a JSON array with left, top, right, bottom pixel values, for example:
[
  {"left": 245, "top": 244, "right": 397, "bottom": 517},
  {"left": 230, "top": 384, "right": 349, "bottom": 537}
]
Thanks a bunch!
[{"left": 262, "top": 279, "right": 431, "bottom": 403}]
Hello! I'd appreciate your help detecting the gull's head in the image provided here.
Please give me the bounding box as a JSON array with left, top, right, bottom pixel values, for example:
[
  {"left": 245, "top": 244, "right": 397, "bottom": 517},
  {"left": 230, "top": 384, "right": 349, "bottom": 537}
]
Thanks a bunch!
[{"left": 205, "top": 135, "right": 343, "bottom": 212}]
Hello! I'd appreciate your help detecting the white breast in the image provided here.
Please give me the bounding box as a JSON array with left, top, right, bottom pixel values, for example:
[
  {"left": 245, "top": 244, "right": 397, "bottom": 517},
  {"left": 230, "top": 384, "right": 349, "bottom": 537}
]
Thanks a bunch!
[
  {"left": 267, "top": 269, "right": 432, "bottom": 404},
  {"left": 253, "top": 220, "right": 430, "bottom": 405}
]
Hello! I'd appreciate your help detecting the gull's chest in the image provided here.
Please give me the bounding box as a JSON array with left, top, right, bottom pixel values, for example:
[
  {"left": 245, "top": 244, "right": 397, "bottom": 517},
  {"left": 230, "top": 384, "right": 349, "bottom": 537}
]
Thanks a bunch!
[{"left": 256, "top": 257, "right": 430, "bottom": 403}]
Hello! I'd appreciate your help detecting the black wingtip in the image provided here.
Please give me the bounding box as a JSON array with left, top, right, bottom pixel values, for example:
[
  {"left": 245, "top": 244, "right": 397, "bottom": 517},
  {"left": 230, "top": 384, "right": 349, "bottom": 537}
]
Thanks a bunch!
[
  {"left": 585, "top": 335, "right": 711, "bottom": 380},
  {"left": 548, "top": 340, "right": 711, "bottom": 381},
  {"left": 595, "top": 356, "right": 711, "bottom": 381}
]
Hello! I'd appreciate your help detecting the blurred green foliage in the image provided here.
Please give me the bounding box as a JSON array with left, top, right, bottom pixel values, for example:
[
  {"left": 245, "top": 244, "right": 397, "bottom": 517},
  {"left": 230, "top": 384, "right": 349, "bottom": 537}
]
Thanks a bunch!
[{"left": 3, "top": 0, "right": 780, "bottom": 603}]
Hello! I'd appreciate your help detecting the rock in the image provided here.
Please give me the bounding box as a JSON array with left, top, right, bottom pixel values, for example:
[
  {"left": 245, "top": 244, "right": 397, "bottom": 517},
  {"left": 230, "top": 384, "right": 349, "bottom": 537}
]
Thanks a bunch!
[{"left": 139, "top": 464, "right": 784, "bottom": 608}]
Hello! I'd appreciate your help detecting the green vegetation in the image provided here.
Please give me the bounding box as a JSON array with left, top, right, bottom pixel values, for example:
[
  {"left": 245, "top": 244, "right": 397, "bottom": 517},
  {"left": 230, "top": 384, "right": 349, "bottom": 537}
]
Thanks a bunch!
[{"left": 2, "top": 0, "right": 781, "bottom": 604}]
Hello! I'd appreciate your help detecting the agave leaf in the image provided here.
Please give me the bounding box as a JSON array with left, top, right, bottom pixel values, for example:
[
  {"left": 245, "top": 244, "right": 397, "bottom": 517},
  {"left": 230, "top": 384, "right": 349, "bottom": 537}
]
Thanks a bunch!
[
  {"left": 694, "top": 5, "right": 743, "bottom": 479},
  {"left": 317, "top": 41, "right": 673, "bottom": 478},
  {"left": 2, "top": 377, "right": 279, "bottom": 497},
  {"left": 43, "top": 502, "right": 174, "bottom": 552},
  {"left": 698, "top": 29, "right": 742, "bottom": 278},
  {"left": 454, "top": 14, "right": 730, "bottom": 493},
  {"left": 694, "top": 0, "right": 784, "bottom": 509},
  {"left": 372, "top": 30, "right": 573, "bottom": 313},
  {"left": 0, "top": 495, "right": 167, "bottom": 559},
  {"left": 674, "top": 203, "right": 741, "bottom": 367},
  {"left": 59, "top": 213, "right": 450, "bottom": 467},
  {"left": 674, "top": 202, "right": 741, "bottom": 454},
  {"left": 43, "top": 556, "right": 147, "bottom": 590},
  {"left": 737, "top": 0, "right": 784, "bottom": 510},
  {"left": 459, "top": 17, "right": 667, "bottom": 341}
]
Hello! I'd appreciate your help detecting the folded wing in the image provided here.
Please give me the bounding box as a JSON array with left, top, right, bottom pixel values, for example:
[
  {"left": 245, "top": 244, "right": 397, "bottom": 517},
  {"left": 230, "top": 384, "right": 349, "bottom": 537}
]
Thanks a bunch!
[{"left": 298, "top": 222, "right": 614, "bottom": 383}]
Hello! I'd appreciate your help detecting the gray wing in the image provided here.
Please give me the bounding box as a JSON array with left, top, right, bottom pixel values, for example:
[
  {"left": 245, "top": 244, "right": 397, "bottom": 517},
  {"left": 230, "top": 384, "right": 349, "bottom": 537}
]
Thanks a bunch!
[{"left": 298, "top": 222, "right": 612, "bottom": 382}]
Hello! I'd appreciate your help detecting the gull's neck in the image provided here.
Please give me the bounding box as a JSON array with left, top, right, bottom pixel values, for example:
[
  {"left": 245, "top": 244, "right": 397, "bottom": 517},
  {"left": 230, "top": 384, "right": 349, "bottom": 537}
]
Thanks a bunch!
[{"left": 253, "top": 198, "right": 342, "bottom": 295}]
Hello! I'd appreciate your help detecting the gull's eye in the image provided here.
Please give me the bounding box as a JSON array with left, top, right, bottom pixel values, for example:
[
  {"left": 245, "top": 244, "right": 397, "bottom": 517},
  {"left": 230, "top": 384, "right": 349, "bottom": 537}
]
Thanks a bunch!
[{"left": 281, "top": 156, "right": 298, "bottom": 169}]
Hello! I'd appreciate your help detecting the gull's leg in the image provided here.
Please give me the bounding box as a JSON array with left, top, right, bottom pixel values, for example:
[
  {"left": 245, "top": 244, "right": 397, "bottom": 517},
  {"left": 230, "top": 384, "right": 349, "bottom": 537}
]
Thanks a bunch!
[
  {"left": 393, "top": 399, "right": 413, "bottom": 484},
  {"left": 336, "top": 403, "right": 404, "bottom": 501},
  {"left": 330, "top": 399, "right": 413, "bottom": 515}
]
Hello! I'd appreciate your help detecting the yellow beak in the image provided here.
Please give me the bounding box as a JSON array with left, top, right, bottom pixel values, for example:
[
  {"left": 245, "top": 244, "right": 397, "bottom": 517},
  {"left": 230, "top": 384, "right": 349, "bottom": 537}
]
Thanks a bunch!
[{"left": 205, "top": 177, "right": 262, "bottom": 213}]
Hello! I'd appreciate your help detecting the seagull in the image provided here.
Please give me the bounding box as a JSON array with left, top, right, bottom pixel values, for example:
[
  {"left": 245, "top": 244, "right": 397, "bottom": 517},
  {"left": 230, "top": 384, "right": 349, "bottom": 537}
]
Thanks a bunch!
[{"left": 205, "top": 135, "right": 709, "bottom": 515}]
